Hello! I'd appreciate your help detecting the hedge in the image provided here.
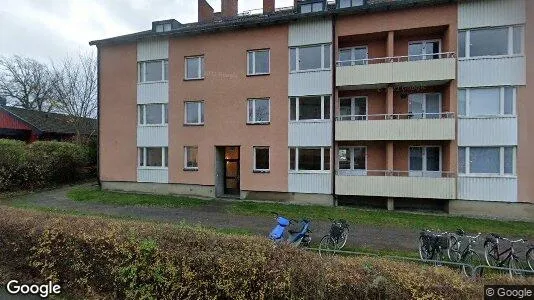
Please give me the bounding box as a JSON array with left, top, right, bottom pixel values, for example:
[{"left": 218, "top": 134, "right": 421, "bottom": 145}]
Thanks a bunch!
[
  {"left": 0, "top": 139, "right": 93, "bottom": 191},
  {"left": 0, "top": 208, "right": 532, "bottom": 299}
]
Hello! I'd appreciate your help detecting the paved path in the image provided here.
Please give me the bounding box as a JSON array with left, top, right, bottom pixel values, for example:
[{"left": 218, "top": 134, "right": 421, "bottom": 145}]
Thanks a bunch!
[{"left": 5, "top": 186, "right": 421, "bottom": 252}]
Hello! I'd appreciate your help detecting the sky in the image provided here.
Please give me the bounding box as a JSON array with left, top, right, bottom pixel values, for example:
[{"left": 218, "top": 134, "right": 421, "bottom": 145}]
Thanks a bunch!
[{"left": 0, "top": 0, "right": 294, "bottom": 63}]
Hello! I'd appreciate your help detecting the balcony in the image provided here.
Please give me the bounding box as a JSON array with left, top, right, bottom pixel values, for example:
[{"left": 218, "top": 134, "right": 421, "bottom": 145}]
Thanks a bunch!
[
  {"left": 335, "top": 113, "right": 456, "bottom": 141},
  {"left": 336, "top": 53, "right": 456, "bottom": 88},
  {"left": 335, "top": 171, "right": 456, "bottom": 199}
]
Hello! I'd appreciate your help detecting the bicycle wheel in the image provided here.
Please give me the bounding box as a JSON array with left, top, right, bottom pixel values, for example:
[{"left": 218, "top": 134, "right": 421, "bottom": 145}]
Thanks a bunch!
[
  {"left": 337, "top": 227, "right": 349, "bottom": 250},
  {"left": 508, "top": 257, "right": 525, "bottom": 278},
  {"left": 419, "top": 236, "right": 432, "bottom": 260},
  {"left": 319, "top": 235, "right": 336, "bottom": 257},
  {"left": 448, "top": 236, "right": 460, "bottom": 262},
  {"left": 461, "top": 250, "right": 481, "bottom": 277},
  {"left": 526, "top": 248, "right": 534, "bottom": 271},
  {"left": 484, "top": 241, "right": 499, "bottom": 267}
]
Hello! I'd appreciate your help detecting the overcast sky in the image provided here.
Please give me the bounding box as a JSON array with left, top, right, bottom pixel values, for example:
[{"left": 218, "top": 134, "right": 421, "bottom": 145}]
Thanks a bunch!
[{"left": 0, "top": 0, "right": 293, "bottom": 62}]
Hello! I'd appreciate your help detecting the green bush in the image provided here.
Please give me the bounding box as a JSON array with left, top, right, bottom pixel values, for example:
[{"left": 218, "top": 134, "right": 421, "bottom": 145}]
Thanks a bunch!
[
  {"left": 0, "top": 139, "right": 93, "bottom": 191},
  {"left": 0, "top": 208, "right": 531, "bottom": 299}
]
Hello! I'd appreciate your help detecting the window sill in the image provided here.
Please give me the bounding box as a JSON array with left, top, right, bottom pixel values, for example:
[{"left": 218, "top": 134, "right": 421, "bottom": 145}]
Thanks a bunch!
[
  {"left": 246, "top": 73, "right": 270, "bottom": 77},
  {"left": 184, "top": 123, "right": 205, "bottom": 127},
  {"left": 253, "top": 169, "right": 270, "bottom": 174},
  {"left": 184, "top": 167, "right": 199, "bottom": 172},
  {"left": 290, "top": 68, "right": 331, "bottom": 74},
  {"left": 183, "top": 77, "right": 205, "bottom": 81},
  {"left": 247, "top": 122, "right": 270, "bottom": 125}
]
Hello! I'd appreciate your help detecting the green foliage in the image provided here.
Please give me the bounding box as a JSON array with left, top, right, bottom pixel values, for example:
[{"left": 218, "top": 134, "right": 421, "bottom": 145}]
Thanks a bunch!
[
  {"left": 0, "top": 139, "right": 93, "bottom": 192},
  {"left": 1, "top": 208, "right": 531, "bottom": 299}
]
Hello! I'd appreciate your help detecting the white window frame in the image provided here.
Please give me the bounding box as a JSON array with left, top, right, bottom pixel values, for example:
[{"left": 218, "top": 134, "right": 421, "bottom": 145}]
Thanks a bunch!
[
  {"left": 459, "top": 25, "right": 524, "bottom": 59},
  {"left": 408, "top": 39, "right": 442, "bottom": 61},
  {"left": 408, "top": 146, "right": 442, "bottom": 177},
  {"left": 247, "top": 49, "right": 270, "bottom": 75},
  {"left": 288, "top": 147, "right": 331, "bottom": 173},
  {"left": 247, "top": 98, "right": 271, "bottom": 124},
  {"left": 138, "top": 104, "right": 168, "bottom": 126},
  {"left": 339, "top": 96, "right": 368, "bottom": 120},
  {"left": 338, "top": 46, "right": 369, "bottom": 66},
  {"left": 253, "top": 146, "right": 270, "bottom": 172},
  {"left": 337, "top": 146, "right": 367, "bottom": 176},
  {"left": 459, "top": 146, "right": 516, "bottom": 177},
  {"left": 408, "top": 93, "right": 442, "bottom": 119},
  {"left": 138, "top": 147, "right": 168, "bottom": 169},
  {"left": 300, "top": 2, "right": 324, "bottom": 13},
  {"left": 184, "top": 56, "right": 204, "bottom": 80},
  {"left": 289, "top": 44, "right": 331, "bottom": 73},
  {"left": 184, "top": 146, "right": 199, "bottom": 171},
  {"left": 458, "top": 87, "right": 517, "bottom": 117},
  {"left": 289, "top": 95, "right": 331, "bottom": 122},
  {"left": 138, "top": 60, "right": 168, "bottom": 83},
  {"left": 184, "top": 101, "right": 204, "bottom": 125}
]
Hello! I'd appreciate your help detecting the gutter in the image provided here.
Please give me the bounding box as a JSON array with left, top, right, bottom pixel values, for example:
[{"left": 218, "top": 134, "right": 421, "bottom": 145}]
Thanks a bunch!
[
  {"left": 331, "top": 14, "right": 337, "bottom": 207},
  {"left": 96, "top": 46, "right": 102, "bottom": 188}
]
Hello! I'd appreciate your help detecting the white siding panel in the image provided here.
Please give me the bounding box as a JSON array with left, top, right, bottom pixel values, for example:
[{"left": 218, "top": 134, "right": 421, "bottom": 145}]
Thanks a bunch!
[
  {"left": 138, "top": 168, "right": 169, "bottom": 183},
  {"left": 289, "top": 18, "right": 332, "bottom": 46},
  {"left": 458, "top": 0, "right": 525, "bottom": 29},
  {"left": 458, "top": 57, "right": 526, "bottom": 87},
  {"left": 137, "top": 126, "right": 169, "bottom": 147},
  {"left": 289, "top": 121, "right": 332, "bottom": 146},
  {"left": 137, "top": 82, "right": 169, "bottom": 103},
  {"left": 137, "top": 39, "right": 169, "bottom": 61},
  {"left": 289, "top": 173, "right": 332, "bottom": 194},
  {"left": 458, "top": 117, "right": 517, "bottom": 146},
  {"left": 458, "top": 176, "right": 517, "bottom": 202},
  {"left": 289, "top": 71, "right": 332, "bottom": 96}
]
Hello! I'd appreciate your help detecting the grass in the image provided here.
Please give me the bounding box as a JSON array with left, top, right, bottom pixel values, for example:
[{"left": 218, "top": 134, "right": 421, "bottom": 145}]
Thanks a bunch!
[
  {"left": 227, "top": 201, "right": 534, "bottom": 238},
  {"left": 68, "top": 187, "right": 211, "bottom": 208}
]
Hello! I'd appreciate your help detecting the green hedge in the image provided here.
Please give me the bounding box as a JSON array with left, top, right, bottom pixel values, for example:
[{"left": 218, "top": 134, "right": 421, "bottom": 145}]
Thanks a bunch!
[
  {"left": 0, "top": 139, "right": 93, "bottom": 191},
  {"left": 0, "top": 208, "right": 532, "bottom": 299}
]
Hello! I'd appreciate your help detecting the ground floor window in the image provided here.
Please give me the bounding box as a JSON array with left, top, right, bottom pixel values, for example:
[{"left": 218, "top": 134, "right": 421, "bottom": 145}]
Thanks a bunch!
[
  {"left": 289, "top": 147, "right": 330, "bottom": 171},
  {"left": 338, "top": 147, "right": 366, "bottom": 175},
  {"left": 458, "top": 146, "right": 515, "bottom": 176},
  {"left": 138, "top": 147, "right": 168, "bottom": 168},
  {"left": 253, "top": 147, "right": 270, "bottom": 172},
  {"left": 184, "top": 146, "right": 198, "bottom": 170}
]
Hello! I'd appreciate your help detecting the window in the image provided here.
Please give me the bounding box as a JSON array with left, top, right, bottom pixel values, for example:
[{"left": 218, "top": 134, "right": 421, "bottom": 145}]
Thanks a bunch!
[
  {"left": 458, "top": 26, "right": 524, "bottom": 58},
  {"left": 138, "top": 60, "right": 168, "bottom": 83},
  {"left": 338, "top": 147, "right": 367, "bottom": 175},
  {"left": 247, "top": 99, "right": 270, "bottom": 124},
  {"left": 289, "top": 147, "right": 330, "bottom": 171},
  {"left": 408, "top": 93, "right": 441, "bottom": 119},
  {"left": 155, "top": 23, "right": 172, "bottom": 32},
  {"left": 289, "top": 96, "right": 331, "bottom": 121},
  {"left": 339, "top": 46, "right": 368, "bottom": 66},
  {"left": 339, "top": 97, "right": 367, "bottom": 120},
  {"left": 184, "top": 101, "right": 204, "bottom": 125},
  {"left": 138, "top": 104, "right": 168, "bottom": 125},
  {"left": 138, "top": 147, "right": 168, "bottom": 168},
  {"left": 253, "top": 147, "right": 270, "bottom": 172},
  {"left": 247, "top": 49, "right": 270, "bottom": 75},
  {"left": 184, "top": 146, "right": 198, "bottom": 170},
  {"left": 458, "top": 87, "right": 516, "bottom": 117},
  {"left": 185, "top": 56, "right": 204, "bottom": 80},
  {"left": 408, "top": 40, "right": 441, "bottom": 61},
  {"left": 409, "top": 146, "right": 441, "bottom": 176},
  {"left": 339, "top": 0, "right": 364, "bottom": 8},
  {"left": 459, "top": 147, "right": 516, "bottom": 175},
  {"left": 289, "top": 44, "right": 331, "bottom": 72},
  {"left": 300, "top": 1, "right": 324, "bottom": 13}
]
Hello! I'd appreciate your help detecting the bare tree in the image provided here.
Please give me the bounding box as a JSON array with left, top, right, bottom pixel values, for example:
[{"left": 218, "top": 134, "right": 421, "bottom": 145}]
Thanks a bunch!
[
  {"left": 0, "top": 55, "right": 56, "bottom": 111},
  {"left": 52, "top": 52, "right": 98, "bottom": 141}
]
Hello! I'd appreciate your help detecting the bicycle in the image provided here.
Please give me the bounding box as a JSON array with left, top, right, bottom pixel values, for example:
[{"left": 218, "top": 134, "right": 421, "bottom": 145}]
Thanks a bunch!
[
  {"left": 319, "top": 219, "right": 349, "bottom": 256},
  {"left": 419, "top": 230, "right": 450, "bottom": 265},
  {"left": 484, "top": 233, "right": 526, "bottom": 277},
  {"left": 526, "top": 243, "right": 534, "bottom": 271},
  {"left": 447, "top": 229, "right": 482, "bottom": 277}
]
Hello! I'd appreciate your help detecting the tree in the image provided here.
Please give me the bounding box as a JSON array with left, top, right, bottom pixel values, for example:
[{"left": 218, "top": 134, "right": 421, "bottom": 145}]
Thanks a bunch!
[{"left": 0, "top": 55, "right": 56, "bottom": 112}]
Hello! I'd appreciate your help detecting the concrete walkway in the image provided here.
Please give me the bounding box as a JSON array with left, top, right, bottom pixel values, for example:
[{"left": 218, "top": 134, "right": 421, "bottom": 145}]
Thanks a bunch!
[{"left": 6, "top": 185, "right": 420, "bottom": 252}]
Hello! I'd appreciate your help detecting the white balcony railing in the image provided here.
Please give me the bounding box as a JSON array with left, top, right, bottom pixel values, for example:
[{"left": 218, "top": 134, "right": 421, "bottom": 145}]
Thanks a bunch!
[
  {"left": 336, "top": 112, "right": 455, "bottom": 121},
  {"left": 335, "top": 52, "right": 456, "bottom": 66}
]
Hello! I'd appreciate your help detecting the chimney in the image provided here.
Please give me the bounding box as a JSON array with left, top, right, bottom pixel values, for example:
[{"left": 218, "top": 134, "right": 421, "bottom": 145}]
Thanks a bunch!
[
  {"left": 221, "top": 0, "right": 238, "bottom": 18},
  {"left": 198, "top": 0, "right": 214, "bottom": 23},
  {"left": 263, "top": 0, "right": 275, "bottom": 14}
]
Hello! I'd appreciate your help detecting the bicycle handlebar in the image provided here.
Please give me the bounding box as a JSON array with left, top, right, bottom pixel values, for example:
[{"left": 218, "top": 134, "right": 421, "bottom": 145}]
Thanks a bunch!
[{"left": 490, "top": 233, "right": 526, "bottom": 244}]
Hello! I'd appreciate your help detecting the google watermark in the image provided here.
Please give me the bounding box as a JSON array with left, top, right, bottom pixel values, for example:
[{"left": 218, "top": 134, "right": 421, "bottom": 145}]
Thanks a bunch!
[
  {"left": 5, "top": 280, "right": 61, "bottom": 298},
  {"left": 485, "top": 285, "right": 534, "bottom": 300}
]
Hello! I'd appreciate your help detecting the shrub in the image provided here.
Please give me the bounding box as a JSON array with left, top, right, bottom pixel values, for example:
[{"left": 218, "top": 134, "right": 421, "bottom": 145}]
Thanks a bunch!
[
  {"left": 0, "top": 208, "right": 531, "bottom": 299},
  {"left": 0, "top": 139, "right": 27, "bottom": 190}
]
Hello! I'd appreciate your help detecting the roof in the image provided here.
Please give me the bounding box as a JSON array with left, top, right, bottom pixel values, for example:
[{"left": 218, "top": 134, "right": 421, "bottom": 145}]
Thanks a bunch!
[
  {"left": 89, "top": 0, "right": 457, "bottom": 47},
  {"left": 0, "top": 106, "right": 97, "bottom": 136}
]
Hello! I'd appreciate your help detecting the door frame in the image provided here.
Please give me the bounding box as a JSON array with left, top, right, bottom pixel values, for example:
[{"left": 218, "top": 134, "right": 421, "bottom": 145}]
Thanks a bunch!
[
  {"left": 223, "top": 146, "right": 240, "bottom": 195},
  {"left": 408, "top": 145, "right": 442, "bottom": 177}
]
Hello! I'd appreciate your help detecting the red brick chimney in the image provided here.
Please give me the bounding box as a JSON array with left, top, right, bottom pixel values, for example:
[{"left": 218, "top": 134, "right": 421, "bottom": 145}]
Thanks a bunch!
[
  {"left": 198, "top": 0, "right": 214, "bottom": 23},
  {"left": 263, "top": 0, "right": 275, "bottom": 14},
  {"left": 221, "top": 0, "right": 238, "bottom": 18}
]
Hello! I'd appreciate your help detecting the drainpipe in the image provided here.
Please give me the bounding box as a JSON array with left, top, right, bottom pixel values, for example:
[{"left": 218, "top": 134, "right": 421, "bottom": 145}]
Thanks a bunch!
[
  {"left": 331, "top": 14, "right": 337, "bottom": 207},
  {"left": 96, "top": 46, "right": 102, "bottom": 188}
]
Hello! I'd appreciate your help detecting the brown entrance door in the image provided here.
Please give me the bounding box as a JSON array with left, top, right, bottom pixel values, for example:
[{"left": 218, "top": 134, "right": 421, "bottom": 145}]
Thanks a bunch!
[{"left": 224, "top": 146, "right": 240, "bottom": 195}]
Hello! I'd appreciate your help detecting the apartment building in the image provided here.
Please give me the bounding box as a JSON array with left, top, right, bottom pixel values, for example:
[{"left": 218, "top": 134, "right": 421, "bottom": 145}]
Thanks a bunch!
[{"left": 90, "top": 0, "right": 533, "bottom": 219}]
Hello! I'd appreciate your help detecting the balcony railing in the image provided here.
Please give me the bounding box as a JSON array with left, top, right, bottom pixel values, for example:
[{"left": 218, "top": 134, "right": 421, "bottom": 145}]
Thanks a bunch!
[
  {"left": 336, "top": 170, "right": 456, "bottom": 178},
  {"left": 336, "top": 112, "right": 455, "bottom": 121},
  {"left": 335, "top": 52, "right": 456, "bottom": 67}
]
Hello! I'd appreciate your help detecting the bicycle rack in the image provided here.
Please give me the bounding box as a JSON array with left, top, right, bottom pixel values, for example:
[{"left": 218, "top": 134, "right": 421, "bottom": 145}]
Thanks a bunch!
[{"left": 304, "top": 247, "right": 534, "bottom": 278}]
